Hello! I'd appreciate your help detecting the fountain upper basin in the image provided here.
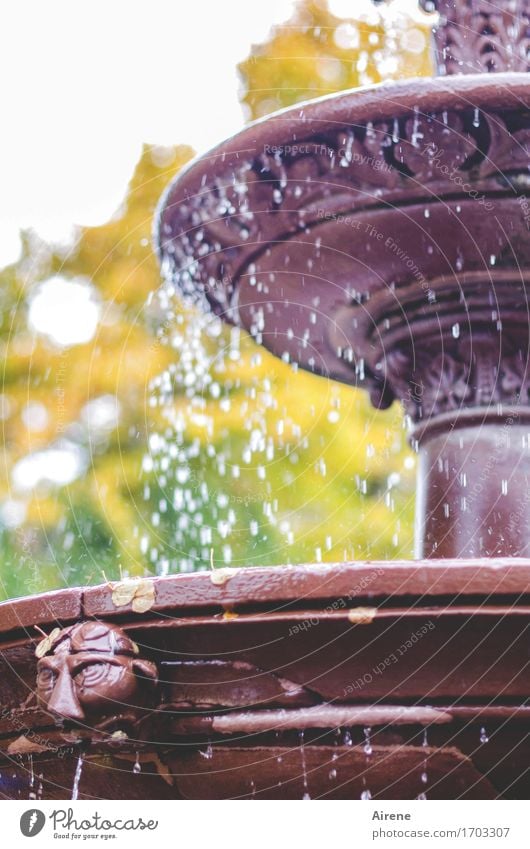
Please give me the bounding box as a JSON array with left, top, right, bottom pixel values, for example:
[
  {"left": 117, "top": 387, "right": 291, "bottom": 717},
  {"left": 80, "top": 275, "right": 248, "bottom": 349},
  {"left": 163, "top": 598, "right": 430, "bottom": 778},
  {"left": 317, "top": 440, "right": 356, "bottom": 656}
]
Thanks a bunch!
[{"left": 157, "top": 74, "right": 530, "bottom": 419}]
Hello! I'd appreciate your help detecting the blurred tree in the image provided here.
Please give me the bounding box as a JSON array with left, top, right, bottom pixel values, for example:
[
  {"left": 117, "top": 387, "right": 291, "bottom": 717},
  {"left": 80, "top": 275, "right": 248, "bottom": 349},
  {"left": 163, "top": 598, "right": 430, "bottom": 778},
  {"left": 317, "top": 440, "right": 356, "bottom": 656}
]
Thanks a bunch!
[
  {"left": 0, "top": 0, "right": 430, "bottom": 600},
  {"left": 239, "top": 0, "right": 433, "bottom": 118},
  {"left": 0, "top": 146, "right": 191, "bottom": 597}
]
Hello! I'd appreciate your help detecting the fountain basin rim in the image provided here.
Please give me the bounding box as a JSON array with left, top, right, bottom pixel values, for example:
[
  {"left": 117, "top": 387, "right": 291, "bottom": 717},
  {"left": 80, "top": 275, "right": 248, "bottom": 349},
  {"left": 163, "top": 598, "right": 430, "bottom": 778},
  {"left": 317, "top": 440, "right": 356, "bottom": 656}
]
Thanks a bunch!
[
  {"left": 155, "top": 71, "right": 530, "bottom": 263},
  {"left": 3, "top": 559, "right": 530, "bottom": 637}
]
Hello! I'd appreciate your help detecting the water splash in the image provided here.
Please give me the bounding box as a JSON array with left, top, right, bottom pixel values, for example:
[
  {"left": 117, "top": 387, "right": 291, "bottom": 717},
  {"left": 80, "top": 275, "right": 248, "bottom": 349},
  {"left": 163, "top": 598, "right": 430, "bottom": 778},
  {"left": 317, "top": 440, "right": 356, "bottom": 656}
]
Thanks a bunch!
[
  {"left": 133, "top": 752, "right": 141, "bottom": 774},
  {"left": 480, "top": 726, "right": 489, "bottom": 744},
  {"left": 147, "top": 248, "right": 411, "bottom": 575}
]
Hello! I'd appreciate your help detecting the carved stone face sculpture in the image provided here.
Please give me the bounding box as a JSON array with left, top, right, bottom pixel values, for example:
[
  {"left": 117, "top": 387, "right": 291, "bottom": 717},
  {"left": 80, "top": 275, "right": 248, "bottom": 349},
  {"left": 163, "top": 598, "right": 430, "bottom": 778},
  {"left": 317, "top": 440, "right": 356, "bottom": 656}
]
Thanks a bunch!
[{"left": 36, "top": 621, "right": 157, "bottom": 723}]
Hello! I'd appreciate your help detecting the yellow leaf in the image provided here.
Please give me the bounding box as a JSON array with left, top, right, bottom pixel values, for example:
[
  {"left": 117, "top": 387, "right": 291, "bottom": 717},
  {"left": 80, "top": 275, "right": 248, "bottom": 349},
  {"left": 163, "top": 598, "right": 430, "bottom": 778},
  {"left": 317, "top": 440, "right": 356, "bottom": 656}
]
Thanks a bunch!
[{"left": 347, "top": 607, "right": 377, "bottom": 625}]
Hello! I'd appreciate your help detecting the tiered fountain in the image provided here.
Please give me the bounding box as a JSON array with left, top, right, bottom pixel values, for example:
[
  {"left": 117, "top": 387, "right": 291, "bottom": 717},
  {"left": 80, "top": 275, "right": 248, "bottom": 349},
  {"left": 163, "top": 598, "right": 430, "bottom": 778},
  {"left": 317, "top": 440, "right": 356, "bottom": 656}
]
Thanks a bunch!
[{"left": 2, "top": 0, "right": 530, "bottom": 799}]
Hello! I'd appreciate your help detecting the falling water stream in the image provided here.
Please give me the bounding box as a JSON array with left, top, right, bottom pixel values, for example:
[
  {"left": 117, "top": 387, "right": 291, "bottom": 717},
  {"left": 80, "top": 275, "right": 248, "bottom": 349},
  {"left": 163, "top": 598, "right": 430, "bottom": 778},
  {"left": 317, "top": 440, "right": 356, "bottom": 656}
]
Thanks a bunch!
[
  {"left": 71, "top": 753, "right": 84, "bottom": 801},
  {"left": 363, "top": 726, "right": 372, "bottom": 756},
  {"left": 299, "top": 731, "right": 311, "bottom": 800},
  {"left": 361, "top": 726, "right": 373, "bottom": 800},
  {"left": 417, "top": 727, "right": 429, "bottom": 800},
  {"left": 28, "top": 754, "right": 35, "bottom": 800}
]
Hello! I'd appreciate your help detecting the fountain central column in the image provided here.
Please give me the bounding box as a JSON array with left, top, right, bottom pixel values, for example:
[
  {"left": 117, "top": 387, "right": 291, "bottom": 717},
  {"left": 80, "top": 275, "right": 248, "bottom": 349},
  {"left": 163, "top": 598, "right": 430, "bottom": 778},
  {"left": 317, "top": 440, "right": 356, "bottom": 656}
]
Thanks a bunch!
[
  {"left": 415, "top": 412, "right": 530, "bottom": 558},
  {"left": 332, "top": 265, "right": 530, "bottom": 558},
  {"left": 394, "top": 0, "right": 530, "bottom": 557}
]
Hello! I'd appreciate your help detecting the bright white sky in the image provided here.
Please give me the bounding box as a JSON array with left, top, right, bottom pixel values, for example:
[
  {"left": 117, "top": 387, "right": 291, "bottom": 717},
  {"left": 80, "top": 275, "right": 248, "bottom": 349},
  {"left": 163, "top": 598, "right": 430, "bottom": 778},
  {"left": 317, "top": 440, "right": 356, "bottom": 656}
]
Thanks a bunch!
[{"left": 0, "top": 0, "right": 303, "bottom": 268}]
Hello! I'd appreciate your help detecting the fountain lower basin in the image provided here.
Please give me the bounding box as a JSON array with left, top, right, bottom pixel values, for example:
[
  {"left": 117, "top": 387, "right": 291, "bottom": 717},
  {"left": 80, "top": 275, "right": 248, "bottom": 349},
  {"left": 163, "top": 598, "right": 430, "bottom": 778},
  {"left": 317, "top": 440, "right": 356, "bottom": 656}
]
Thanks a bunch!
[{"left": 1, "top": 561, "right": 529, "bottom": 799}]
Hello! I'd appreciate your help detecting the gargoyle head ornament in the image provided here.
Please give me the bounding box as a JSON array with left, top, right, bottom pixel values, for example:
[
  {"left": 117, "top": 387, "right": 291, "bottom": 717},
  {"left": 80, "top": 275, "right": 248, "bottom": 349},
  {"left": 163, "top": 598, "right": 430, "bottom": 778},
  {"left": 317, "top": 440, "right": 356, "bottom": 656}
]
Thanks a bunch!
[{"left": 36, "top": 621, "right": 157, "bottom": 723}]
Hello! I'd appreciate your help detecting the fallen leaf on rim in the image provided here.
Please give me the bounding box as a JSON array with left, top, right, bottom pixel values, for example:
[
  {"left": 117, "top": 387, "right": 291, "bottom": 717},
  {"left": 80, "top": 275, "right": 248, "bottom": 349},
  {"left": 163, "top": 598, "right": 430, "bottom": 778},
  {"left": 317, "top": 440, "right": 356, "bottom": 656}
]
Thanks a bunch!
[
  {"left": 347, "top": 607, "right": 377, "bottom": 625},
  {"left": 222, "top": 610, "right": 239, "bottom": 620},
  {"left": 35, "top": 627, "right": 62, "bottom": 658},
  {"left": 210, "top": 567, "right": 237, "bottom": 586},
  {"left": 111, "top": 580, "right": 155, "bottom": 613},
  {"left": 131, "top": 582, "right": 156, "bottom": 613}
]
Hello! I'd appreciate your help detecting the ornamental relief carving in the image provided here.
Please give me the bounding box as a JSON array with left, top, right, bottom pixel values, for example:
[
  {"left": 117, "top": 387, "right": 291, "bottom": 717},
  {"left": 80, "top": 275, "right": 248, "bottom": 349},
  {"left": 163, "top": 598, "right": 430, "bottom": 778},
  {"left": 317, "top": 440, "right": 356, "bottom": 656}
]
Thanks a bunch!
[
  {"left": 161, "top": 108, "right": 530, "bottom": 321},
  {"left": 379, "top": 335, "right": 530, "bottom": 420},
  {"left": 36, "top": 621, "right": 158, "bottom": 730},
  {"left": 426, "top": 0, "right": 530, "bottom": 75}
]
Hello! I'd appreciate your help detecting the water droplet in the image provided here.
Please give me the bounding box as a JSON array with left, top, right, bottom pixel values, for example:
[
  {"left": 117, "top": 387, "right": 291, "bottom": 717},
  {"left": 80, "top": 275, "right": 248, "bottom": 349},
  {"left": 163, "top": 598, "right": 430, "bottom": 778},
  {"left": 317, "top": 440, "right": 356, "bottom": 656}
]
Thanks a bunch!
[{"left": 200, "top": 742, "right": 213, "bottom": 759}]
